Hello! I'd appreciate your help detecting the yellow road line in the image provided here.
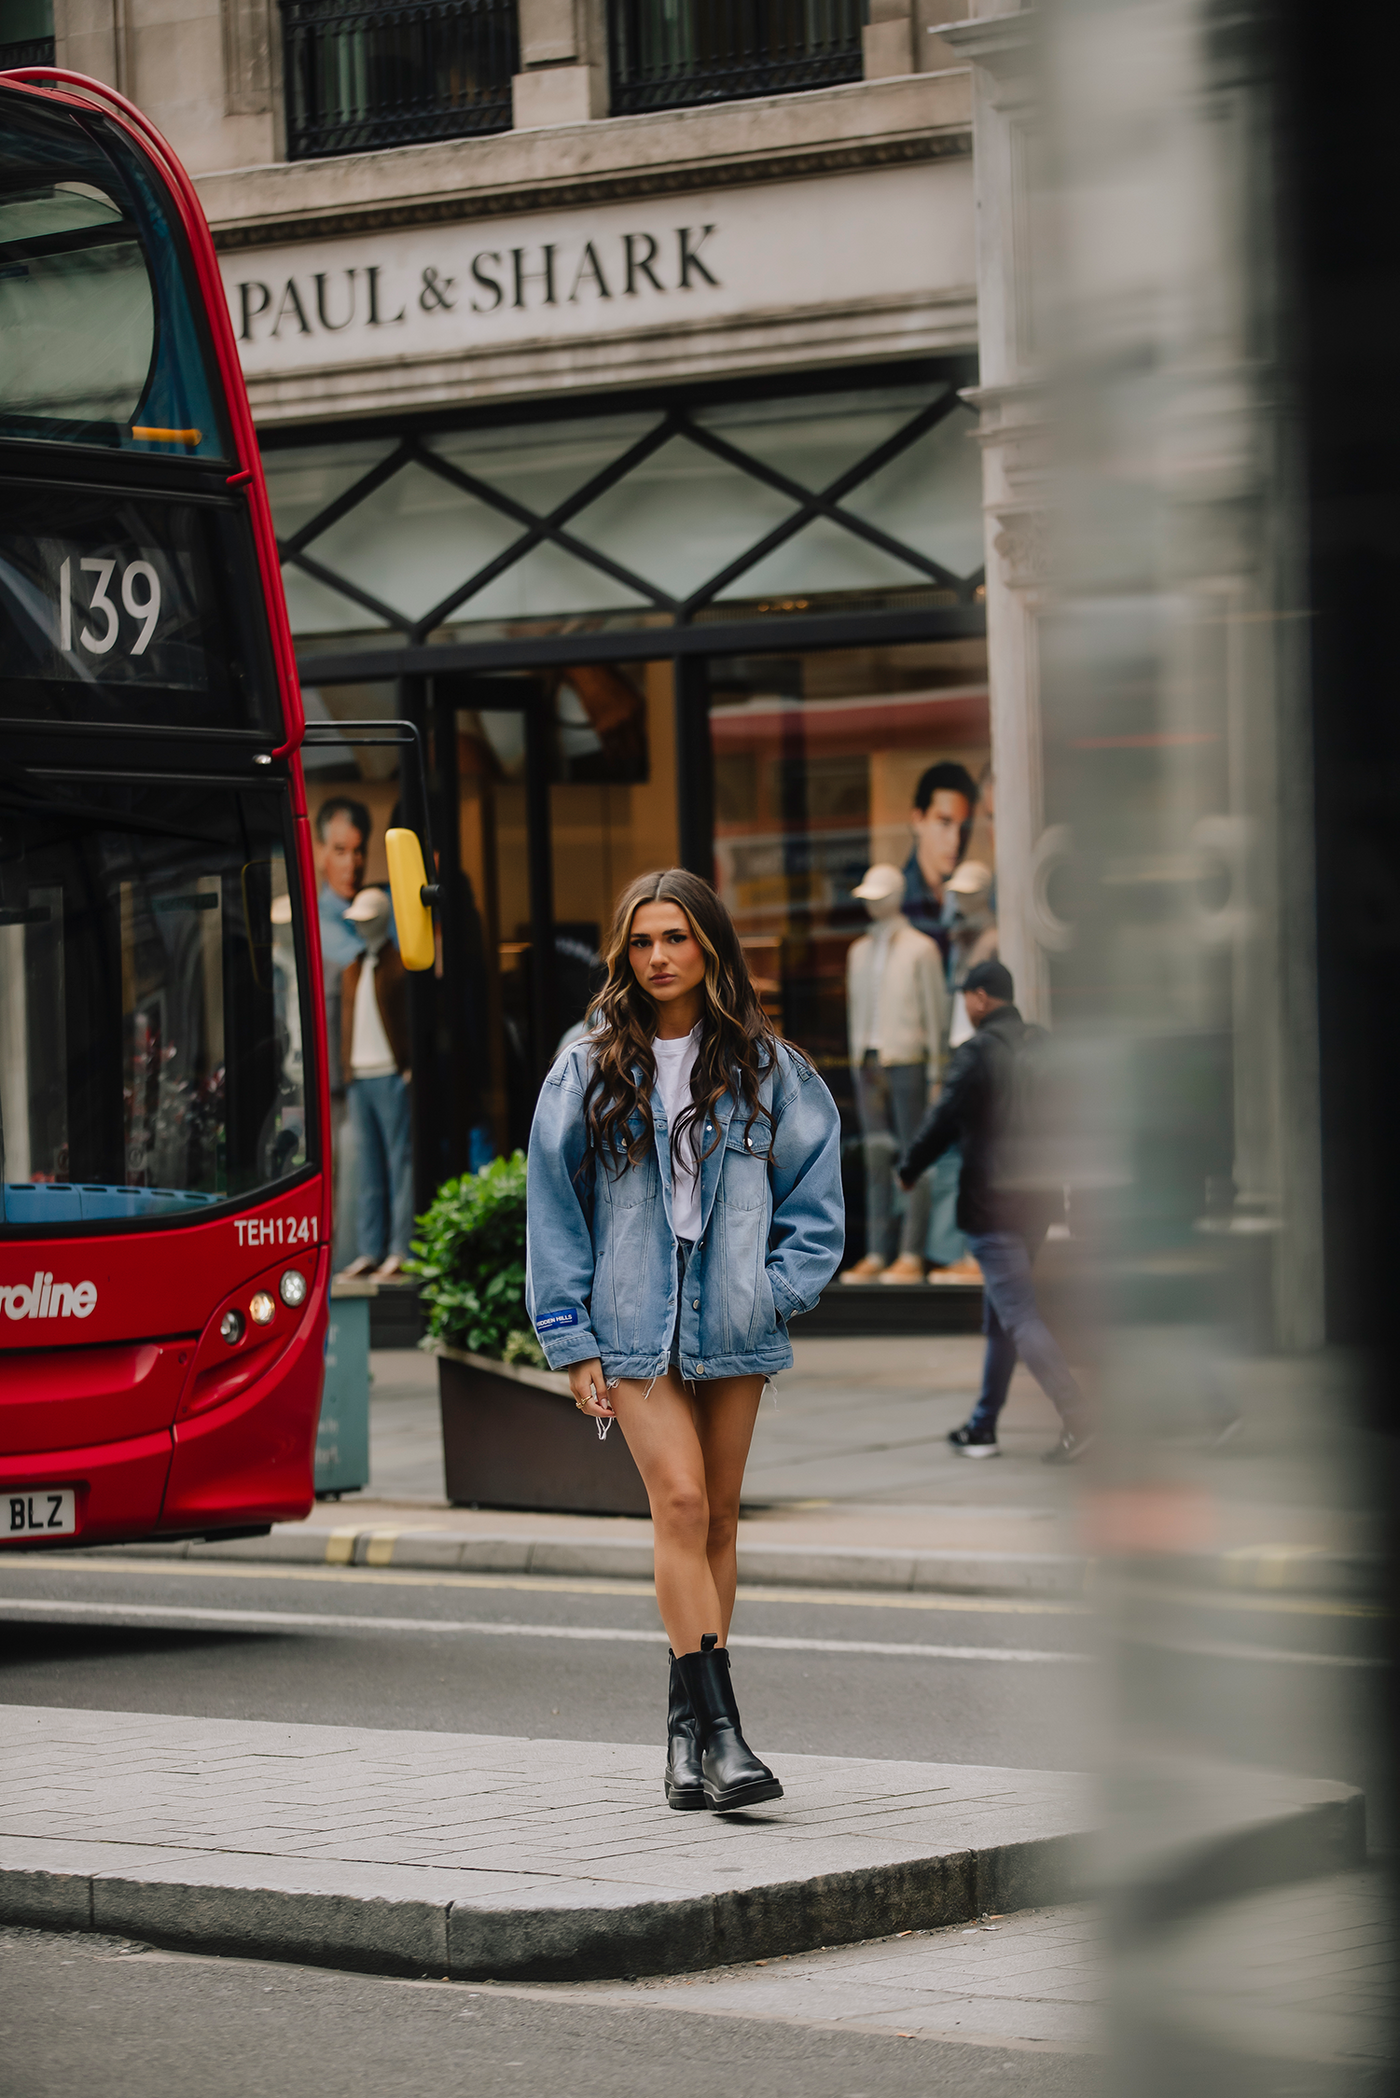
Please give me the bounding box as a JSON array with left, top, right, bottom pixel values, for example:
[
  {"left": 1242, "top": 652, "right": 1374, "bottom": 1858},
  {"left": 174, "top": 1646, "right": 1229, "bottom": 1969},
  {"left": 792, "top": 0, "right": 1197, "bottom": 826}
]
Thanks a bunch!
[{"left": 1119, "top": 1579, "right": 1385, "bottom": 1621}]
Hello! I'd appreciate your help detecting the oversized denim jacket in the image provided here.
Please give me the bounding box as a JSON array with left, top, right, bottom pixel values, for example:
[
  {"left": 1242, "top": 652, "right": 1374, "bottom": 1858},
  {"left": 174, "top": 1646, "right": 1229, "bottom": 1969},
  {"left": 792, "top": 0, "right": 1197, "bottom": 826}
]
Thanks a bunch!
[{"left": 525, "top": 1037, "right": 845, "bottom": 1381}]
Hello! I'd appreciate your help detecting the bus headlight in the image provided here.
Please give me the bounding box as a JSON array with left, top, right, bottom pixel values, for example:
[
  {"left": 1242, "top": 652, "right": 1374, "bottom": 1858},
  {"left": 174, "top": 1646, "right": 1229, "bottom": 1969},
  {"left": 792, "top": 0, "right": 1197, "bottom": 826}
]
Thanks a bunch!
[
  {"left": 250, "top": 1292, "right": 276, "bottom": 1325},
  {"left": 220, "top": 1308, "right": 245, "bottom": 1345},
  {"left": 279, "top": 1269, "right": 308, "bottom": 1308}
]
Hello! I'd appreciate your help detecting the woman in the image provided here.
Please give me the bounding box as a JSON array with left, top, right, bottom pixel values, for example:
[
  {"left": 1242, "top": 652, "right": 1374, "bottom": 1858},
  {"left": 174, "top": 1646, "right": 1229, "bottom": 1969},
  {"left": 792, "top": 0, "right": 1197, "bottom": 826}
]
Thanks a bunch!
[{"left": 526, "top": 870, "right": 844, "bottom": 1812}]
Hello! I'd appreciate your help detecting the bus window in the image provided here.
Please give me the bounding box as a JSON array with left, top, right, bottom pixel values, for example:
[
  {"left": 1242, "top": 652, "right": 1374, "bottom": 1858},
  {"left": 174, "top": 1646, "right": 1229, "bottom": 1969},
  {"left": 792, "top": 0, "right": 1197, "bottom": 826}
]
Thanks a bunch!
[
  {"left": 0, "top": 179, "right": 154, "bottom": 435},
  {"left": 0, "top": 84, "right": 229, "bottom": 458},
  {"left": 0, "top": 773, "right": 312, "bottom": 1228}
]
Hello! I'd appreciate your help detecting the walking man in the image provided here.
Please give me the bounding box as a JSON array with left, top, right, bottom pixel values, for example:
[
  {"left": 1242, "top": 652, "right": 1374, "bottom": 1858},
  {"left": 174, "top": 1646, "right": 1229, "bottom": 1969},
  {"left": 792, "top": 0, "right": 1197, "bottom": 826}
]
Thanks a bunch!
[{"left": 898, "top": 959, "right": 1092, "bottom": 1464}]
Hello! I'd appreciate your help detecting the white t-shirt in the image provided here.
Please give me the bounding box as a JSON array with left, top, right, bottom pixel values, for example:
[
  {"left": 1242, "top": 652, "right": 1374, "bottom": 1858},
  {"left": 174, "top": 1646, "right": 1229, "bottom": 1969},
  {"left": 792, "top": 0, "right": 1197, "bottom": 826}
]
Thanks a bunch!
[
  {"left": 350, "top": 951, "right": 398, "bottom": 1079},
  {"left": 653, "top": 1023, "right": 702, "bottom": 1240}
]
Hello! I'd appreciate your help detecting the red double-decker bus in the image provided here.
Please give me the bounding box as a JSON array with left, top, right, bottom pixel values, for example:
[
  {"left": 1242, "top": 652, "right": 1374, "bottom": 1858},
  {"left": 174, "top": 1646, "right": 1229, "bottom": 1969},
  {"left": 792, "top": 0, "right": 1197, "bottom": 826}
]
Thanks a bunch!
[{"left": 0, "top": 71, "right": 409, "bottom": 1549}]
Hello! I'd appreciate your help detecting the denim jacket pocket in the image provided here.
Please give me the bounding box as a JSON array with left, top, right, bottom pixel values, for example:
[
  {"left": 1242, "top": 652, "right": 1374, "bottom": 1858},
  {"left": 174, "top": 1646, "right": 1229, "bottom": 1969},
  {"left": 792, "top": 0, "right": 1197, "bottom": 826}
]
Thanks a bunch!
[
  {"left": 596, "top": 1129, "right": 654, "bottom": 1210},
  {"left": 715, "top": 1117, "right": 770, "bottom": 1213},
  {"left": 711, "top": 1191, "right": 772, "bottom": 1354}
]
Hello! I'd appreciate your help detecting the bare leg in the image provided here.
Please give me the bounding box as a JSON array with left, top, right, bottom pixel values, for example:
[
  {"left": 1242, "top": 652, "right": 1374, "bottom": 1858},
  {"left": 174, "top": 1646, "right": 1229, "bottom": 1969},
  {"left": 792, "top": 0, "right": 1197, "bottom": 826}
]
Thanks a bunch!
[
  {"left": 609, "top": 1369, "right": 721, "bottom": 1655},
  {"left": 693, "top": 1375, "right": 766, "bottom": 1644}
]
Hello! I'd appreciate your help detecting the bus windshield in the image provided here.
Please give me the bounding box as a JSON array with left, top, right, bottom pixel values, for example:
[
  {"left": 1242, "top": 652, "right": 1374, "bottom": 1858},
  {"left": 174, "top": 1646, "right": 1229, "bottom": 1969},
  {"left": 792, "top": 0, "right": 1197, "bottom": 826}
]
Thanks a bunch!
[
  {"left": 0, "top": 83, "right": 230, "bottom": 458},
  {"left": 0, "top": 771, "right": 311, "bottom": 1230}
]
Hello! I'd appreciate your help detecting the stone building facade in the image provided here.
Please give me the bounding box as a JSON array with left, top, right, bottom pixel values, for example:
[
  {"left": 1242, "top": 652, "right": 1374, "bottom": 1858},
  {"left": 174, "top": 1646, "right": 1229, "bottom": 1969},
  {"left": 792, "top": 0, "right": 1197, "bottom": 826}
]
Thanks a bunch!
[{"left": 13, "top": 0, "right": 1058, "bottom": 1281}]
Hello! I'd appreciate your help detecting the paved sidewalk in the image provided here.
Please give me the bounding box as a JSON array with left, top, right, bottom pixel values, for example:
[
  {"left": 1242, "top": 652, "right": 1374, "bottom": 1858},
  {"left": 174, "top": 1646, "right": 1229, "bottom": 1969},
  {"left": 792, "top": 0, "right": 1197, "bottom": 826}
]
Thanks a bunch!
[
  {"left": 0, "top": 1705, "right": 1095, "bottom": 1979},
  {"left": 85, "top": 1336, "right": 1378, "bottom": 1598},
  {"left": 0, "top": 1706, "right": 1365, "bottom": 1988}
]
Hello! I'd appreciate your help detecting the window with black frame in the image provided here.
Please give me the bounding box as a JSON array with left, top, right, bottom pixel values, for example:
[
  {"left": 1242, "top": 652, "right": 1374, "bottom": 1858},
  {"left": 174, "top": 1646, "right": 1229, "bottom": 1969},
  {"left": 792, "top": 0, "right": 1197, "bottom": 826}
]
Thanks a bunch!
[
  {"left": 0, "top": 82, "right": 230, "bottom": 457},
  {"left": 0, "top": 0, "right": 55, "bottom": 78},
  {"left": 0, "top": 774, "right": 311, "bottom": 1228},
  {"left": 609, "top": 0, "right": 866, "bottom": 116},
  {"left": 282, "top": 0, "right": 517, "bottom": 159},
  {"left": 263, "top": 377, "right": 985, "bottom": 649}
]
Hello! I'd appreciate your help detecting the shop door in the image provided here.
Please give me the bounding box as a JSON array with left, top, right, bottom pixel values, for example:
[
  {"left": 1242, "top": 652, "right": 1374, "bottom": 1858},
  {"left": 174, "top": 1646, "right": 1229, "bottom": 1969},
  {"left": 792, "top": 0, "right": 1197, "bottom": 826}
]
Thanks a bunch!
[
  {"left": 427, "top": 675, "right": 554, "bottom": 1168},
  {"left": 426, "top": 657, "right": 680, "bottom": 1167}
]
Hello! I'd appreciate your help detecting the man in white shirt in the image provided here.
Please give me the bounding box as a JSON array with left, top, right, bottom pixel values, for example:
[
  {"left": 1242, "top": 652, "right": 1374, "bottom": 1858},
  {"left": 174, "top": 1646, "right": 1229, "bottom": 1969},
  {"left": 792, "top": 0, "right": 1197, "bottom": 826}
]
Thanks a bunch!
[{"left": 842, "top": 863, "right": 948, "bottom": 1283}]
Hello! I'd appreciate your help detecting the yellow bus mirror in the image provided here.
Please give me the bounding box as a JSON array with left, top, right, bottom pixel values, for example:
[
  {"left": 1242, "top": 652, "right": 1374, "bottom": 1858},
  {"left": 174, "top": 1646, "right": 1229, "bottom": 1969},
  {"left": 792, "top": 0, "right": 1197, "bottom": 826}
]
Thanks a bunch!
[{"left": 385, "top": 828, "right": 436, "bottom": 971}]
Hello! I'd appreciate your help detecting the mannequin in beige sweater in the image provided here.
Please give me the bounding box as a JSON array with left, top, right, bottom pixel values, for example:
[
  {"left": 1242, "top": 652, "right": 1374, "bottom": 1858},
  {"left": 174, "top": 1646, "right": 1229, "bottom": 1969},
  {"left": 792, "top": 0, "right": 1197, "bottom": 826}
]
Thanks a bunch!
[{"left": 842, "top": 864, "right": 948, "bottom": 1283}]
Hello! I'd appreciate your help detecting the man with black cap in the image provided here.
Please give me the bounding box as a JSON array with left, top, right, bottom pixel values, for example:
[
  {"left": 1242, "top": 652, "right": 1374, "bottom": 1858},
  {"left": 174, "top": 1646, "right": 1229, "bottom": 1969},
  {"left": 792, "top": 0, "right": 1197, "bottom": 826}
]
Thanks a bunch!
[{"left": 898, "top": 959, "right": 1091, "bottom": 1463}]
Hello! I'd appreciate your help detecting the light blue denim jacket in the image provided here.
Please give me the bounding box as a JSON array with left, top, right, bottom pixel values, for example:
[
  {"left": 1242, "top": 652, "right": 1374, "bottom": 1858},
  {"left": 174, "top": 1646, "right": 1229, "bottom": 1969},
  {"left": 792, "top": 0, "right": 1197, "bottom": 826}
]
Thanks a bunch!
[{"left": 525, "top": 1037, "right": 845, "bottom": 1380}]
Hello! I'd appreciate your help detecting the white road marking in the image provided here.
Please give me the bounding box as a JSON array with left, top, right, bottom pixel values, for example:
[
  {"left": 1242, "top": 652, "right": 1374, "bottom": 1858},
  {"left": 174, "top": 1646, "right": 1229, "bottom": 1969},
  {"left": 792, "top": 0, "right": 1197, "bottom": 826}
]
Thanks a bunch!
[
  {"left": 0, "top": 1596, "right": 1088, "bottom": 1662},
  {"left": 1, "top": 1598, "right": 1378, "bottom": 1666},
  {"left": 0, "top": 1554, "right": 1091, "bottom": 1616}
]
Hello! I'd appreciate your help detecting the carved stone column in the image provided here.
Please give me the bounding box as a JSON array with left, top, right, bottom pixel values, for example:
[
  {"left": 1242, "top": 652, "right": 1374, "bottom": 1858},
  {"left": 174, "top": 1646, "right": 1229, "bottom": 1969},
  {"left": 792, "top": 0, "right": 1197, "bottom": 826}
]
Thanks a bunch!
[
  {"left": 941, "top": 7, "right": 1051, "bottom": 1019},
  {"left": 221, "top": 0, "right": 276, "bottom": 119}
]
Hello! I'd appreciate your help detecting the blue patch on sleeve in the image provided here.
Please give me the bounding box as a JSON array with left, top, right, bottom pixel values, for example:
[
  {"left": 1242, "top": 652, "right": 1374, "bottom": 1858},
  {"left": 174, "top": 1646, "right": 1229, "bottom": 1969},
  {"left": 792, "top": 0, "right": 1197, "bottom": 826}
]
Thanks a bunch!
[{"left": 535, "top": 1308, "right": 579, "bottom": 1333}]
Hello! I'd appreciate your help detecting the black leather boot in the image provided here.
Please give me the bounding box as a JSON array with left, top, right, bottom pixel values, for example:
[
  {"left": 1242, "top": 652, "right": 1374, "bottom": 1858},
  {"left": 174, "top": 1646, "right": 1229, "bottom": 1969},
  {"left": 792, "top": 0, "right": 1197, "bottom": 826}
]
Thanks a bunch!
[
  {"left": 675, "top": 1634, "right": 783, "bottom": 1812},
  {"left": 665, "top": 1648, "right": 706, "bottom": 1811}
]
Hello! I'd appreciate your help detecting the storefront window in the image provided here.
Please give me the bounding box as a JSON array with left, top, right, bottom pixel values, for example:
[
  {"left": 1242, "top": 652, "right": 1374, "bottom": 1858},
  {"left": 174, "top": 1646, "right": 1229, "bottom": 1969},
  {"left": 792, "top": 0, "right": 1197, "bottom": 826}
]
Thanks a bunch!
[
  {"left": 710, "top": 640, "right": 994, "bottom": 1272},
  {"left": 261, "top": 375, "right": 983, "bottom": 648},
  {"left": 272, "top": 368, "right": 990, "bottom": 1287}
]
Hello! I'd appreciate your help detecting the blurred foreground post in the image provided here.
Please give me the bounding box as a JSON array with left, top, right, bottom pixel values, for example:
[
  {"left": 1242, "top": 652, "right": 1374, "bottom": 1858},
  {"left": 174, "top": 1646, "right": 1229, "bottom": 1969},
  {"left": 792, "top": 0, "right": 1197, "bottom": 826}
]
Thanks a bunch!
[{"left": 960, "top": 0, "right": 1400, "bottom": 2084}]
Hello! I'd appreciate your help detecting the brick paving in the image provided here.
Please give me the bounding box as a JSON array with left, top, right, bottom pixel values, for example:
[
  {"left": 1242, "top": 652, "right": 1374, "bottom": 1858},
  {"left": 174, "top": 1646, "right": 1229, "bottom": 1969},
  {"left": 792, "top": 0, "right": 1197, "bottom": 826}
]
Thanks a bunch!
[{"left": 0, "top": 1703, "right": 1088, "bottom": 1901}]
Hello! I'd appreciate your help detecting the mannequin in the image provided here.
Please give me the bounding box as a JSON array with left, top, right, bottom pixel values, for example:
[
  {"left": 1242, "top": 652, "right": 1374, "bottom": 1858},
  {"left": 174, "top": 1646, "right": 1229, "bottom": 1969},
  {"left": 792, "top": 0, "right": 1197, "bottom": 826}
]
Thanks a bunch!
[
  {"left": 945, "top": 858, "right": 998, "bottom": 1051},
  {"left": 337, "top": 887, "right": 414, "bottom": 1282},
  {"left": 842, "top": 864, "right": 949, "bottom": 1283}
]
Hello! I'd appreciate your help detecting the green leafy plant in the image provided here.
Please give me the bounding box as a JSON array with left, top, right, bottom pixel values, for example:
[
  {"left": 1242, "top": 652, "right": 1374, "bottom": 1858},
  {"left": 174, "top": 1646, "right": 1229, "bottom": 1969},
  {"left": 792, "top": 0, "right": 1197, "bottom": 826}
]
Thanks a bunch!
[{"left": 405, "top": 1152, "right": 546, "bottom": 1368}]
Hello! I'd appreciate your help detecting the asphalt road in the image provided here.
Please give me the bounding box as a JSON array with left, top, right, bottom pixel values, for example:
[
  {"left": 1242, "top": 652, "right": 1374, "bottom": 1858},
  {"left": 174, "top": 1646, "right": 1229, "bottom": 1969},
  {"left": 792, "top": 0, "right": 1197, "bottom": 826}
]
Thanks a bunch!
[
  {"left": 0, "top": 1923, "right": 1111, "bottom": 2098},
  {"left": 0, "top": 1553, "right": 1388, "bottom": 2097},
  {"left": 0, "top": 1554, "right": 1099, "bottom": 1772}
]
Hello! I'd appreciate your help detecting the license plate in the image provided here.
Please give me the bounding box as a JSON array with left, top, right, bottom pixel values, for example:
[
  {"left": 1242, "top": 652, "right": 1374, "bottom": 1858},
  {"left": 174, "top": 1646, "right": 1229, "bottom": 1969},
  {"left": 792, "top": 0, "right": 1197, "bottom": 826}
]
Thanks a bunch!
[{"left": 4, "top": 1489, "right": 77, "bottom": 1540}]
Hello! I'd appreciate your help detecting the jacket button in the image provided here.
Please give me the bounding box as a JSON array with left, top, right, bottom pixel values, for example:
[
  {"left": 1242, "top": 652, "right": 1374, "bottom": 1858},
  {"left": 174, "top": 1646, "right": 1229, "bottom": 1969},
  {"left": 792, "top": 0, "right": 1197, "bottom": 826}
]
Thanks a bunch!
[
  {"left": 691, "top": 1298, "right": 699, "bottom": 1309},
  {"left": 695, "top": 1363, "right": 704, "bottom": 1374}
]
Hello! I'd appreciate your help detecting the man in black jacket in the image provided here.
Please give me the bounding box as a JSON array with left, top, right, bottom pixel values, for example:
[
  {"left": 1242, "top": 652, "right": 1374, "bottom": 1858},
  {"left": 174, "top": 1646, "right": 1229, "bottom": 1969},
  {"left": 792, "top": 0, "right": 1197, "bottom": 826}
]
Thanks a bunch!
[{"left": 898, "top": 959, "right": 1091, "bottom": 1463}]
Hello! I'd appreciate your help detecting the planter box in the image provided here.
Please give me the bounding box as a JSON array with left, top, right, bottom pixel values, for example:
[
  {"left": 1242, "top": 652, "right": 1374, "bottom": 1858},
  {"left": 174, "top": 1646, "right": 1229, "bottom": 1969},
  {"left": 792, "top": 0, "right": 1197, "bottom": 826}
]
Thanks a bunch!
[{"left": 434, "top": 1345, "right": 651, "bottom": 1517}]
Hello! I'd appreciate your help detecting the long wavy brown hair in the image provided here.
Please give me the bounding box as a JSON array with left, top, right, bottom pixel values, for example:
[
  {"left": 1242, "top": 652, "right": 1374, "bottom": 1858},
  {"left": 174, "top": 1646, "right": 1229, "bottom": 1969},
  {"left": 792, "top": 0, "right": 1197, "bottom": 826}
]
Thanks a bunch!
[{"left": 582, "top": 869, "right": 786, "bottom": 1178}]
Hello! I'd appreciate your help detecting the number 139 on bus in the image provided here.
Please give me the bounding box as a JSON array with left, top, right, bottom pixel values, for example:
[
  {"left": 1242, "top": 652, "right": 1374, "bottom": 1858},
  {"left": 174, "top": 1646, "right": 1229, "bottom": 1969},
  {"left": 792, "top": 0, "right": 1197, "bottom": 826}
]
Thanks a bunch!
[{"left": 57, "top": 552, "right": 163, "bottom": 657}]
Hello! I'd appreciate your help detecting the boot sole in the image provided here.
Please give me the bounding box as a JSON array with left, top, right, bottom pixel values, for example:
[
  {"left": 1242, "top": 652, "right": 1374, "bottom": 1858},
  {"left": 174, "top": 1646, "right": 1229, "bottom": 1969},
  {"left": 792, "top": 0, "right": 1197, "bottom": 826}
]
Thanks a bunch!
[
  {"left": 950, "top": 1443, "right": 999, "bottom": 1458},
  {"left": 665, "top": 1782, "right": 708, "bottom": 1811},
  {"left": 704, "top": 1775, "right": 784, "bottom": 1813}
]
